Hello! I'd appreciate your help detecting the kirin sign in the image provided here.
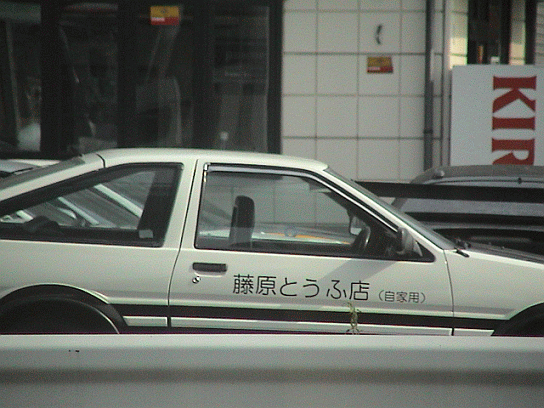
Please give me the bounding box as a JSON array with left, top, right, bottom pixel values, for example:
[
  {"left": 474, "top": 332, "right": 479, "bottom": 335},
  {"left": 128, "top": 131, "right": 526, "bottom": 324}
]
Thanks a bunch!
[{"left": 451, "top": 65, "right": 544, "bottom": 165}]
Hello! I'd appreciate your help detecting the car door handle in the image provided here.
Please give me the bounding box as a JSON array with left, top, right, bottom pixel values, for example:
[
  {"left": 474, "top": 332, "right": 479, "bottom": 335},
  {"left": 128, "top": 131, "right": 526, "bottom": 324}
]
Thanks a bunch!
[{"left": 192, "top": 262, "right": 228, "bottom": 273}]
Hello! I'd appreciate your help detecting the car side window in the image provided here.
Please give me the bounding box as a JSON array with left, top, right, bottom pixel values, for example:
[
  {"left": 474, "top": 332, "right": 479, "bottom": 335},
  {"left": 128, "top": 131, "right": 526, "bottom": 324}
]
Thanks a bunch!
[
  {"left": 195, "top": 168, "right": 403, "bottom": 259},
  {"left": 0, "top": 164, "right": 180, "bottom": 246}
]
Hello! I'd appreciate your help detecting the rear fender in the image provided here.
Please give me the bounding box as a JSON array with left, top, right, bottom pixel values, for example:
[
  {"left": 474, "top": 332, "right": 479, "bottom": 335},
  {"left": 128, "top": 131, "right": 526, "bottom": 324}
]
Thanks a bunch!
[{"left": 0, "top": 284, "right": 126, "bottom": 331}]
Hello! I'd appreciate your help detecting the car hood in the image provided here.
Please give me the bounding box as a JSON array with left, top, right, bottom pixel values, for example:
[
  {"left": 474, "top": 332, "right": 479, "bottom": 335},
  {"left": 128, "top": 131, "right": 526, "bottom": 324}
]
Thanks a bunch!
[{"left": 463, "top": 241, "right": 544, "bottom": 265}]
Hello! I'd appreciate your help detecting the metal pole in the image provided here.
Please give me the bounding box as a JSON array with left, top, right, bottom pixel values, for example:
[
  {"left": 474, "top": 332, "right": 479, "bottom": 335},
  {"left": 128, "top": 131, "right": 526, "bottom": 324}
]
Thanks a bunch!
[{"left": 424, "top": 0, "right": 435, "bottom": 170}]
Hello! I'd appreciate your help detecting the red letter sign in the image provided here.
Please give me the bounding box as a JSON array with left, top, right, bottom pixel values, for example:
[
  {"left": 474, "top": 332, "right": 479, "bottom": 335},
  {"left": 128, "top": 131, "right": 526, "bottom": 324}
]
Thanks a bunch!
[
  {"left": 492, "top": 76, "right": 536, "bottom": 130},
  {"left": 492, "top": 138, "right": 535, "bottom": 165}
]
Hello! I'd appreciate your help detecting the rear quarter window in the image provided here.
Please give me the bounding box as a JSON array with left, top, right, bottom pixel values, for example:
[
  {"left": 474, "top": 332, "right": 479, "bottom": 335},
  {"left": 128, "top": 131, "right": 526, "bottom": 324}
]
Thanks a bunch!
[{"left": 0, "top": 164, "right": 181, "bottom": 246}]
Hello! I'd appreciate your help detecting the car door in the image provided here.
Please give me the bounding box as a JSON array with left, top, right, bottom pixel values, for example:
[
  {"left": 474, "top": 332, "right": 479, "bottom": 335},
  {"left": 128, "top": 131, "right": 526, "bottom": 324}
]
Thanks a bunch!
[{"left": 169, "top": 163, "right": 453, "bottom": 335}]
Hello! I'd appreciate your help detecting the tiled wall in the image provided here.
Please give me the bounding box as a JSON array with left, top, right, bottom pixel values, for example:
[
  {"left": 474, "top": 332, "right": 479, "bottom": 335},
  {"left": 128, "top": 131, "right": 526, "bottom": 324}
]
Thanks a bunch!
[
  {"left": 281, "top": 0, "right": 527, "bottom": 181},
  {"left": 282, "top": 0, "right": 446, "bottom": 181}
]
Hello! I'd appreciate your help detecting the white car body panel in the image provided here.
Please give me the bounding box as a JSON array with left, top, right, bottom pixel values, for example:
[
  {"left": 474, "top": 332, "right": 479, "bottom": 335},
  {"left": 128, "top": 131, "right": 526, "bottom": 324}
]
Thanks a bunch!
[
  {"left": 446, "top": 248, "right": 544, "bottom": 321},
  {"left": 0, "top": 240, "right": 179, "bottom": 306}
]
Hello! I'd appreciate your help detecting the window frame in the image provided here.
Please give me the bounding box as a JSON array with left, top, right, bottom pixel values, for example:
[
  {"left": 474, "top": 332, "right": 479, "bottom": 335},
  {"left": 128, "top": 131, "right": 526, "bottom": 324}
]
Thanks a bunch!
[
  {"left": 194, "top": 164, "right": 408, "bottom": 259},
  {"left": 0, "top": 163, "right": 182, "bottom": 247}
]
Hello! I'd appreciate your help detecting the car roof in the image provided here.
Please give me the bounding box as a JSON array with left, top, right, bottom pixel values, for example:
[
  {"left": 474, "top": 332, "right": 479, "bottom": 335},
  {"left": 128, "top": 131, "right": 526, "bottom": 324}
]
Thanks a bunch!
[
  {"left": 394, "top": 164, "right": 544, "bottom": 219},
  {"left": 95, "top": 148, "right": 329, "bottom": 172},
  {"left": 412, "top": 165, "right": 544, "bottom": 185},
  {"left": 0, "top": 160, "right": 36, "bottom": 177}
]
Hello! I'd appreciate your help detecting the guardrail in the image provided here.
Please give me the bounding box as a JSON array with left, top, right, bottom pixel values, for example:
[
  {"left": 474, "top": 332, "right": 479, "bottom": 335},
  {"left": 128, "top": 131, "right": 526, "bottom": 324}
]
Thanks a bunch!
[{"left": 1, "top": 334, "right": 543, "bottom": 407}]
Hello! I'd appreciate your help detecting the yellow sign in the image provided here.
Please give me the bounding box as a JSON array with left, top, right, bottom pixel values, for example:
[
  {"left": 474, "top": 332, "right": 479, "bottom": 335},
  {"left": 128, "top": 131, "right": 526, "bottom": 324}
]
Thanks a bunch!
[
  {"left": 367, "top": 56, "right": 393, "bottom": 74},
  {"left": 150, "top": 6, "right": 180, "bottom": 26}
]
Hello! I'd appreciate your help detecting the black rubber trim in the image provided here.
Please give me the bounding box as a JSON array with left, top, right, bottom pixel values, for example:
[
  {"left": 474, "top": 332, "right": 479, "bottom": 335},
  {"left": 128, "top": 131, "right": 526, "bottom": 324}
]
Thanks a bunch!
[{"left": 114, "top": 303, "right": 508, "bottom": 333}]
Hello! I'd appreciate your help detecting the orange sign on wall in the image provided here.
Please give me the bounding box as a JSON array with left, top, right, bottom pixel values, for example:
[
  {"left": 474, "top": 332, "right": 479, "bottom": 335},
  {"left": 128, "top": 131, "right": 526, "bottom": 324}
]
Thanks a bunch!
[
  {"left": 367, "top": 56, "right": 393, "bottom": 74},
  {"left": 150, "top": 6, "right": 180, "bottom": 26}
]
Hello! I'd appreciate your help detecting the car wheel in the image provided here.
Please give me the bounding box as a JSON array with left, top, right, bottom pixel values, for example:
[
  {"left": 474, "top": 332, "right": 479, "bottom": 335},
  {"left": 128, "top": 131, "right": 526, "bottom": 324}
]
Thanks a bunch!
[
  {"left": 518, "top": 321, "right": 544, "bottom": 336},
  {"left": 0, "top": 299, "right": 119, "bottom": 334},
  {"left": 502, "top": 319, "right": 544, "bottom": 337}
]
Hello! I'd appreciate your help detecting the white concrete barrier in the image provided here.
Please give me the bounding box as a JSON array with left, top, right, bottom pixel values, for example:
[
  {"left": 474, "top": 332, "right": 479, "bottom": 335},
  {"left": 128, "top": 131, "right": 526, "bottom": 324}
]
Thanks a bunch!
[{"left": 1, "top": 334, "right": 544, "bottom": 407}]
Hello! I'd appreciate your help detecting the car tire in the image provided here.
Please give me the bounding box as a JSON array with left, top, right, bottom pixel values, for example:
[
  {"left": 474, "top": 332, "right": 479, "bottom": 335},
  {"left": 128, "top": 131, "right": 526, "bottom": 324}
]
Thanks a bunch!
[
  {"left": 0, "top": 299, "right": 120, "bottom": 334},
  {"left": 498, "top": 319, "right": 544, "bottom": 337}
]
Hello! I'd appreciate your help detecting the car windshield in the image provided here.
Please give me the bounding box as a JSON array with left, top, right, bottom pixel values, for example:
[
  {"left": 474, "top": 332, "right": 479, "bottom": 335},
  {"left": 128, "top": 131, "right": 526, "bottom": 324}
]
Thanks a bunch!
[{"left": 325, "top": 168, "right": 456, "bottom": 249}]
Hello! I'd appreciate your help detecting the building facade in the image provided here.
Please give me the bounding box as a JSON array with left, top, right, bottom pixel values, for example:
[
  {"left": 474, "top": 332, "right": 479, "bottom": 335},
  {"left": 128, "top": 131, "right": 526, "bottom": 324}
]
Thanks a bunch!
[
  {"left": 281, "top": 0, "right": 538, "bottom": 181},
  {"left": 0, "top": 1, "right": 541, "bottom": 182}
]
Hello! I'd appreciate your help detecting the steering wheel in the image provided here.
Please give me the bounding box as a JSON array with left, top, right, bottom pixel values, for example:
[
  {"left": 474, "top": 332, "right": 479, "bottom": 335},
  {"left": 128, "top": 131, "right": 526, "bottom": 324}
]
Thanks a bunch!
[{"left": 351, "top": 225, "right": 371, "bottom": 254}]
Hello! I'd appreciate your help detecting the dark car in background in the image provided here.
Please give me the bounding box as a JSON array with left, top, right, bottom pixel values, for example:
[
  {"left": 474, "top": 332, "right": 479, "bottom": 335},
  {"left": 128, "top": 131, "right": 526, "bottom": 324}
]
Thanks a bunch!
[{"left": 390, "top": 165, "right": 544, "bottom": 256}]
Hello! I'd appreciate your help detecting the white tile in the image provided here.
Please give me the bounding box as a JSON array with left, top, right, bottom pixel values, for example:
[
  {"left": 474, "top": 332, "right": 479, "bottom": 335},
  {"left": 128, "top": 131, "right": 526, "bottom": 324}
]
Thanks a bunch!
[
  {"left": 359, "top": 13, "right": 401, "bottom": 53},
  {"left": 317, "top": 96, "right": 358, "bottom": 136},
  {"left": 452, "top": 0, "right": 468, "bottom": 13},
  {"left": 510, "top": 20, "right": 526, "bottom": 62},
  {"left": 400, "top": 54, "right": 425, "bottom": 96},
  {"left": 401, "top": 0, "right": 425, "bottom": 11},
  {"left": 317, "top": 55, "right": 358, "bottom": 94},
  {"left": 449, "top": 55, "right": 467, "bottom": 69},
  {"left": 284, "top": 0, "right": 317, "bottom": 11},
  {"left": 401, "top": 11, "right": 426, "bottom": 53},
  {"left": 360, "top": 0, "right": 401, "bottom": 11},
  {"left": 282, "top": 96, "right": 316, "bottom": 136},
  {"left": 510, "top": 58, "right": 525, "bottom": 66},
  {"left": 358, "top": 97, "right": 399, "bottom": 137},
  {"left": 450, "top": 12, "right": 468, "bottom": 56},
  {"left": 282, "top": 137, "right": 317, "bottom": 159},
  {"left": 318, "top": 0, "right": 358, "bottom": 11},
  {"left": 400, "top": 138, "right": 424, "bottom": 180},
  {"left": 316, "top": 138, "right": 358, "bottom": 178},
  {"left": 284, "top": 12, "right": 317, "bottom": 52},
  {"left": 283, "top": 55, "right": 317, "bottom": 94},
  {"left": 318, "top": 12, "right": 359, "bottom": 52},
  {"left": 358, "top": 139, "right": 400, "bottom": 180},
  {"left": 359, "top": 55, "right": 400, "bottom": 95},
  {"left": 400, "top": 96, "right": 424, "bottom": 138}
]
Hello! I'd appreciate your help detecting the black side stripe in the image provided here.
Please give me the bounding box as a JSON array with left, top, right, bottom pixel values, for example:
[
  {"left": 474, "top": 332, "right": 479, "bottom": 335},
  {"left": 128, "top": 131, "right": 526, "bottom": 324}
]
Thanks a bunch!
[
  {"left": 113, "top": 304, "right": 168, "bottom": 317},
  {"left": 113, "top": 304, "right": 503, "bottom": 332}
]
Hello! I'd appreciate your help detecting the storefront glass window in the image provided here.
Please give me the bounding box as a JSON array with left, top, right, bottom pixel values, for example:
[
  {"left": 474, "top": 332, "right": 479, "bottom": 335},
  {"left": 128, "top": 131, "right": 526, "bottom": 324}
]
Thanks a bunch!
[{"left": 0, "top": 1, "right": 277, "bottom": 158}]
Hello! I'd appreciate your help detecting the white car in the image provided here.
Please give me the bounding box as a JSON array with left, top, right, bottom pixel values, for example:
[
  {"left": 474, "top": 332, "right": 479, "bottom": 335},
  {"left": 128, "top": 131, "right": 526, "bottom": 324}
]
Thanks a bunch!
[{"left": 0, "top": 148, "right": 543, "bottom": 336}]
